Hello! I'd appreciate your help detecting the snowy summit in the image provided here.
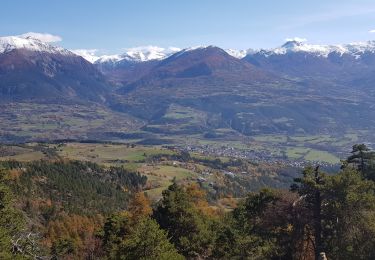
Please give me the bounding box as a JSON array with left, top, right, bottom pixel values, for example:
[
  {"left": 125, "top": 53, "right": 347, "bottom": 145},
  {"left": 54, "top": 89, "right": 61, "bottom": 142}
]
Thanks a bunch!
[
  {"left": 0, "top": 35, "right": 70, "bottom": 55},
  {"left": 257, "top": 38, "right": 375, "bottom": 58}
]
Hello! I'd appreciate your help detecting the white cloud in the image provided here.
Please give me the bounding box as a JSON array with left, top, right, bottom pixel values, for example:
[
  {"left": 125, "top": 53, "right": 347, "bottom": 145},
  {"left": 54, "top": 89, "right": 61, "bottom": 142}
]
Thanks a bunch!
[
  {"left": 18, "top": 32, "right": 62, "bottom": 43},
  {"left": 285, "top": 37, "right": 307, "bottom": 42},
  {"left": 369, "top": 29, "right": 375, "bottom": 33}
]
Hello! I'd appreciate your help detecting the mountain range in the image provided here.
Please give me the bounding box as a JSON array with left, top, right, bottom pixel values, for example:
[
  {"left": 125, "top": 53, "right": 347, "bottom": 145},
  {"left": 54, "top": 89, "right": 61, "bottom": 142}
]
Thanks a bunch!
[{"left": 1, "top": 34, "right": 375, "bottom": 151}]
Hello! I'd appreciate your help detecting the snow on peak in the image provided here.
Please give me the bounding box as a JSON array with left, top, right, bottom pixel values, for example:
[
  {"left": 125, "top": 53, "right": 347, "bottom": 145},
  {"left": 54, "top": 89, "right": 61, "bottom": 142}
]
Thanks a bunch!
[
  {"left": 281, "top": 40, "right": 305, "bottom": 49},
  {"left": 172, "top": 46, "right": 252, "bottom": 59},
  {"left": 0, "top": 35, "right": 70, "bottom": 55},
  {"left": 257, "top": 39, "right": 375, "bottom": 58},
  {"left": 225, "top": 49, "right": 254, "bottom": 59},
  {"left": 121, "top": 46, "right": 181, "bottom": 62},
  {"left": 95, "top": 54, "right": 123, "bottom": 64},
  {"left": 76, "top": 46, "right": 182, "bottom": 64},
  {"left": 71, "top": 49, "right": 101, "bottom": 63},
  {"left": 271, "top": 40, "right": 335, "bottom": 56},
  {"left": 284, "top": 37, "right": 307, "bottom": 44},
  {"left": 182, "top": 45, "right": 209, "bottom": 51},
  {"left": 346, "top": 41, "right": 375, "bottom": 53},
  {"left": 70, "top": 49, "right": 123, "bottom": 64},
  {"left": 18, "top": 32, "right": 62, "bottom": 43}
]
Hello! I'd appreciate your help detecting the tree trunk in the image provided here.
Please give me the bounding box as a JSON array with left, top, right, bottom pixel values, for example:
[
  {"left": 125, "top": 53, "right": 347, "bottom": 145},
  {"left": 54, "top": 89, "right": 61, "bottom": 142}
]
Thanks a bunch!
[{"left": 314, "top": 167, "right": 322, "bottom": 260}]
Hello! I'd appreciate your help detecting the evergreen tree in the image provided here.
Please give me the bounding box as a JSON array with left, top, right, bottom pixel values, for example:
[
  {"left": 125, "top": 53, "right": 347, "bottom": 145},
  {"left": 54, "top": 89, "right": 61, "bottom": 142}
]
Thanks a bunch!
[
  {"left": 323, "top": 167, "right": 375, "bottom": 259},
  {"left": 291, "top": 166, "right": 325, "bottom": 260},
  {"left": 153, "top": 183, "right": 214, "bottom": 258},
  {"left": 102, "top": 212, "right": 182, "bottom": 259},
  {"left": 291, "top": 165, "right": 375, "bottom": 259},
  {"left": 0, "top": 170, "right": 25, "bottom": 259},
  {"left": 346, "top": 144, "right": 375, "bottom": 180},
  {"left": 117, "top": 217, "right": 183, "bottom": 260}
]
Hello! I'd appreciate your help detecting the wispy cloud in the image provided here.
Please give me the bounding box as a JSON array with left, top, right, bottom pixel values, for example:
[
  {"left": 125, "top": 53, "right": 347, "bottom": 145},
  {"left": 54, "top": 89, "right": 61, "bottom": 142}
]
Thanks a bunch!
[
  {"left": 370, "top": 29, "right": 375, "bottom": 33},
  {"left": 19, "top": 32, "right": 62, "bottom": 43}
]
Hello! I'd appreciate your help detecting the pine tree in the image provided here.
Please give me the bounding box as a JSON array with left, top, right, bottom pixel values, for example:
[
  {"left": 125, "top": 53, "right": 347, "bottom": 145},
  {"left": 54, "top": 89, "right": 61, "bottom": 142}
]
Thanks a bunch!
[
  {"left": 0, "top": 169, "right": 25, "bottom": 259},
  {"left": 346, "top": 144, "right": 375, "bottom": 180},
  {"left": 153, "top": 183, "right": 214, "bottom": 258}
]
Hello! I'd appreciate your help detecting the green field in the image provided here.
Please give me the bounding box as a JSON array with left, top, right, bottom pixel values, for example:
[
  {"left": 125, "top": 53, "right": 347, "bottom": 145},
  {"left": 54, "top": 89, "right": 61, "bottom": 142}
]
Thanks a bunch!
[
  {"left": 285, "top": 147, "right": 340, "bottom": 163},
  {"left": 57, "top": 143, "right": 176, "bottom": 165},
  {"left": 0, "top": 145, "right": 45, "bottom": 161}
]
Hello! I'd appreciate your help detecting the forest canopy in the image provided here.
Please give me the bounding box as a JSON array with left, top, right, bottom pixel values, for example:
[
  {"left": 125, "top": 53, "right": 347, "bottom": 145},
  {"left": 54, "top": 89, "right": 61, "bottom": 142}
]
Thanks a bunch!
[{"left": 0, "top": 144, "right": 374, "bottom": 259}]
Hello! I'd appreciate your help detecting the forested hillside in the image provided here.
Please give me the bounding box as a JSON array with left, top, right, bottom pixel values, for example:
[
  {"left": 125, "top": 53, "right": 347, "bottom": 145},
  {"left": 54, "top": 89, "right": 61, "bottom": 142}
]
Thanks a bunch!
[{"left": 0, "top": 144, "right": 374, "bottom": 259}]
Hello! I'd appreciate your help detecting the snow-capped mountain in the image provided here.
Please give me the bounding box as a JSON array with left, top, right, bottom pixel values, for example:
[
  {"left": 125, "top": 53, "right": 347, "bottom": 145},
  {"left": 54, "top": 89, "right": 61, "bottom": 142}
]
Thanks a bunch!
[
  {"left": 255, "top": 39, "right": 375, "bottom": 58},
  {"left": 0, "top": 35, "right": 71, "bottom": 56},
  {"left": 95, "top": 54, "right": 123, "bottom": 64},
  {"left": 225, "top": 49, "right": 250, "bottom": 59},
  {"left": 0, "top": 35, "right": 109, "bottom": 102},
  {"left": 14, "top": 32, "right": 375, "bottom": 65},
  {"left": 71, "top": 49, "right": 102, "bottom": 63},
  {"left": 74, "top": 46, "right": 257, "bottom": 65},
  {"left": 121, "top": 46, "right": 181, "bottom": 62},
  {"left": 3, "top": 33, "right": 375, "bottom": 102},
  {"left": 73, "top": 46, "right": 182, "bottom": 65},
  {"left": 243, "top": 39, "right": 375, "bottom": 81},
  {"left": 117, "top": 45, "right": 276, "bottom": 97}
]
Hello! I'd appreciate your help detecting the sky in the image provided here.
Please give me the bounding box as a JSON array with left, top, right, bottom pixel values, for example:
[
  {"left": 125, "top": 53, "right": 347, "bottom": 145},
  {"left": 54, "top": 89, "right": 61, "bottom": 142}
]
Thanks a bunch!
[{"left": 1, "top": 0, "right": 375, "bottom": 54}]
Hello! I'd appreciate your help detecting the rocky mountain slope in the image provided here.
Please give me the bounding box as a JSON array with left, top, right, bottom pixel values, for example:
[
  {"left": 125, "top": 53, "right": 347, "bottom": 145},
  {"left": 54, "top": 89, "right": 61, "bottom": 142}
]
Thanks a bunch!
[{"left": 0, "top": 36, "right": 109, "bottom": 102}]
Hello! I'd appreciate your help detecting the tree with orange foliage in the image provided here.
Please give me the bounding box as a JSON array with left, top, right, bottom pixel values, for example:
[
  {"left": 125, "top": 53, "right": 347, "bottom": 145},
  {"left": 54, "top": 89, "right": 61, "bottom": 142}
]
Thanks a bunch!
[
  {"left": 46, "top": 214, "right": 104, "bottom": 259},
  {"left": 127, "top": 192, "right": 152, "bottom": 221},
  {"left": 186, "top": 183, "right": 218, "bottom": 217}
]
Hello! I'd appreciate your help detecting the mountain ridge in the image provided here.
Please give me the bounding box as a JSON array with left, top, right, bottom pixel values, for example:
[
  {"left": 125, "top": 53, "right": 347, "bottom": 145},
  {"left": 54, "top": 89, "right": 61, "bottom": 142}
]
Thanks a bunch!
[{"left": 1, "top": 35, "right": 375, "bottom": 152}]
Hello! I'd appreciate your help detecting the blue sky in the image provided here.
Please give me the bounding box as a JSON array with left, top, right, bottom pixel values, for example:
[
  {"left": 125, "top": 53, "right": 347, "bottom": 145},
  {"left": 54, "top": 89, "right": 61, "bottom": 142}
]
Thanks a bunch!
[{"left": 1, "top": 0, "right": 375, "bottom": 53}]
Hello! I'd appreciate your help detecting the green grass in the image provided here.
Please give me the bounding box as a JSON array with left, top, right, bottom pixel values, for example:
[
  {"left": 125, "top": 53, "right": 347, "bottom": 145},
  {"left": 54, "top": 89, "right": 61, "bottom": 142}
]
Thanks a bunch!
[
  {"left": 304, "top": 149, "right": 340, "bottom": 164},
  {"left": 0, "top": 102, "right": 141, "bottom": 142},
  {"left": 0, "top": 147, "right": 45, "bottom": 162},
  {"left": 145, "top": 185, "right": 171, "bottom": 199},
  {"left": 290, "top": 135, "right": 335, "bottom": 144},
  {"left": 285, "top": 146, "right": 340, "bottom": 163},
  {"left": 142, "top": 165, "right": 196, "bottom": 199},
  {"left": 253, "top": 135, "right": 288, "bottom": 143},
  {"left": 152, "top": 165, "right": 195, "bottom": 180},
  {"left": 286, "top": 147, "right": 310, "bottom": 159},
  {"left": 163, "top": 104, "right": 206, "bottom": 123},
  {"left": 58, "top": 143, "right": 176, "bottom": 164}
]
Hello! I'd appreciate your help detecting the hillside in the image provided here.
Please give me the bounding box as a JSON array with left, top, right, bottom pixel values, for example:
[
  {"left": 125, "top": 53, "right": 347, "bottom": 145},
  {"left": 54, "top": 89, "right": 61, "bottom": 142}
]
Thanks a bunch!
[
  {"left": 0, "top": 142, "right": 374, "bottom": 259},
  {"left": 1, "top": 38, "right": 375, "bottom": 164},
  {"left": 0, "top": 36, "right": 109, "bottom": 102}
]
